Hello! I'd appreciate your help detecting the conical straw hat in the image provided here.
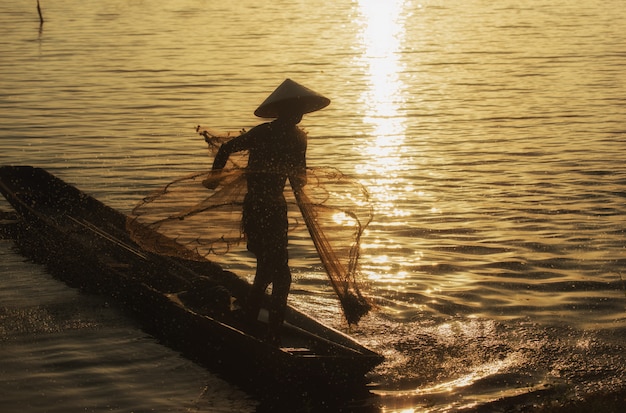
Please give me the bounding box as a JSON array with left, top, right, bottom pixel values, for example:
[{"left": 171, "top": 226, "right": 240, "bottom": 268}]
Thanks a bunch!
[{"left": 254, "top": 79, "right": 330, "bottom": 118}]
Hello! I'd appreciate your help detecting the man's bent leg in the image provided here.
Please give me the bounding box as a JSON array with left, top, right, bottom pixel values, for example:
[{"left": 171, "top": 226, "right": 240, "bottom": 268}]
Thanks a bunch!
[{"left": 268, "top": 264, "right": 292, "bottom": 345}]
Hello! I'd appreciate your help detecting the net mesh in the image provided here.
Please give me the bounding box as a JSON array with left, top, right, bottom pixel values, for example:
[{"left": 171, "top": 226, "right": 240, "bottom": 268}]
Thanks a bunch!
[{"left": 127, "top": 127, "right": 373, "bottom": 324}]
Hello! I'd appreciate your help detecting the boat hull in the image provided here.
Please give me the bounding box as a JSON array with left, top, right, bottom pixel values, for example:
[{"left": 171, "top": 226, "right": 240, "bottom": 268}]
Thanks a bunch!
[{"left": 0, "top": 165, "right": 383, "bottom": 394}]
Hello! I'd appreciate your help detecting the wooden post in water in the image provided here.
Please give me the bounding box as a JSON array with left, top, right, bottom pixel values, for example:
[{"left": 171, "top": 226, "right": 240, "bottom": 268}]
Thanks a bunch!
[{"left": 37, "top": 0, "right": 44, "bottom": 25}]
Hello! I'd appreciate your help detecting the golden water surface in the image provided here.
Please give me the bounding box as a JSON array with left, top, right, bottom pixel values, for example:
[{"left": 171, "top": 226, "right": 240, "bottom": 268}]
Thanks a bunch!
[{"left": 1, "top": 0, "right": 625, "bottom": 411}]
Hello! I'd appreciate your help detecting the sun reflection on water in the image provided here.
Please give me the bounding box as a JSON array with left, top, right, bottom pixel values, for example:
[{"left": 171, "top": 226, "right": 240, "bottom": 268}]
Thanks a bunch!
[
  {"left": 353, "top": 0, "right": 410, "bottom": 211},
  {"left": 356, "top": 0, "right": 408, "bottom": 154},
  {"left": 353, "top": 0, "right": 414, "bottom": 281}
]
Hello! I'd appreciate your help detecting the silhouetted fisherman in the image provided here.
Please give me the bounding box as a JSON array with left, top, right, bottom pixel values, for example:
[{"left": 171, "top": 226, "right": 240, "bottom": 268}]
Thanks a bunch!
[{"left": 211, "top": 79, "right": 330, "bottom": 344}]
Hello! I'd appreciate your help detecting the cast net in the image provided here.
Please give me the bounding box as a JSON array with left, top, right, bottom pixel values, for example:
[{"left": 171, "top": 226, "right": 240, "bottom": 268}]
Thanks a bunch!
[{"left": 127, "top": 127, "right": 373, "bottom": 324}]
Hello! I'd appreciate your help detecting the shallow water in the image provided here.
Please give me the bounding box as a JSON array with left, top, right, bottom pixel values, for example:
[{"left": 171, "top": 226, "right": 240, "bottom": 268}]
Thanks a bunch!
[{"left": 1, "top": 0, "right": 626, "bottom": 411}]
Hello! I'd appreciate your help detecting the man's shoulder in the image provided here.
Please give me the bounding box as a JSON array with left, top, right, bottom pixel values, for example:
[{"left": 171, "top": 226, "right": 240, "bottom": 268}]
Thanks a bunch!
[{"left": 245, "top": 122, "right": 273, "bottom": 136}]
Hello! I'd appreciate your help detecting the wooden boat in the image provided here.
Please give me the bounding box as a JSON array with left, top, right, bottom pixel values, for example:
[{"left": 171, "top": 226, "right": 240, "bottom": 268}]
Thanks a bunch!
[{"left": 0, "top": 165, "right": 383, "bottom": 396}]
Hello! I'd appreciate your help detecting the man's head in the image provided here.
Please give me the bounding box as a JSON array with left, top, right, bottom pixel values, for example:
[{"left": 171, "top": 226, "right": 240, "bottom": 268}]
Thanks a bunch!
[{"left": 277, "top": 110, "right": 304, "bottom": 125}]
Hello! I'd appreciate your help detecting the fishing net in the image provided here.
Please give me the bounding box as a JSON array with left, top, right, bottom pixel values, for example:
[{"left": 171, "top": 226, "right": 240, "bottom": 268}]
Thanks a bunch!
[{"left": 127, "top": 127, "right": 373, "bottom": 324}]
